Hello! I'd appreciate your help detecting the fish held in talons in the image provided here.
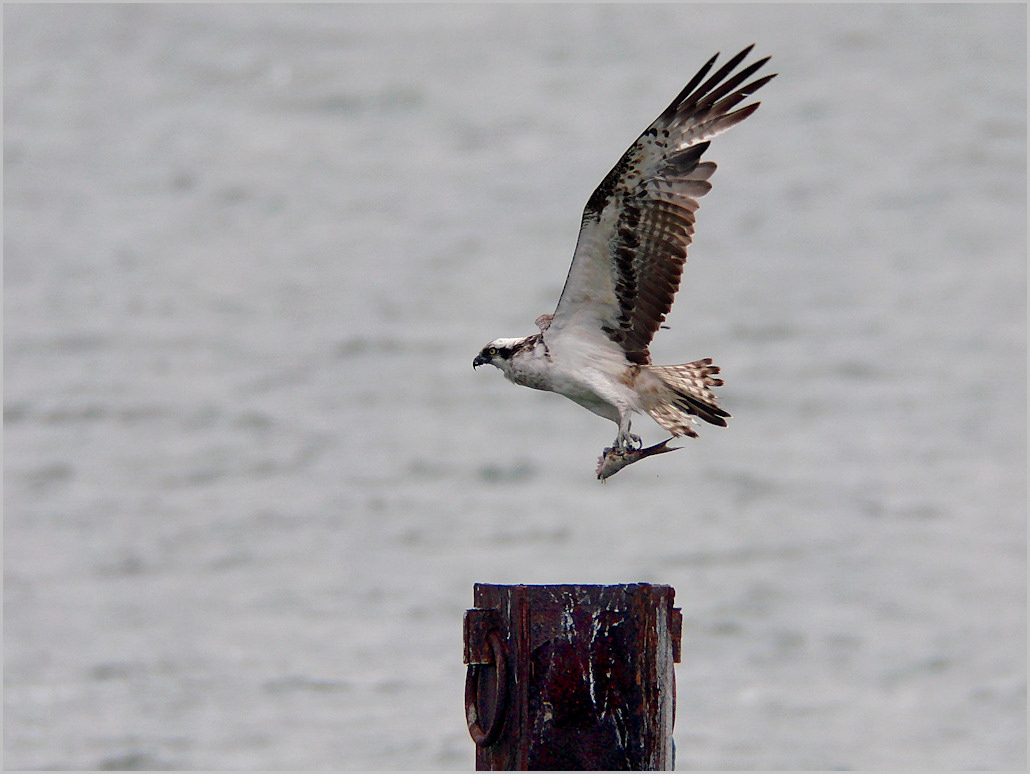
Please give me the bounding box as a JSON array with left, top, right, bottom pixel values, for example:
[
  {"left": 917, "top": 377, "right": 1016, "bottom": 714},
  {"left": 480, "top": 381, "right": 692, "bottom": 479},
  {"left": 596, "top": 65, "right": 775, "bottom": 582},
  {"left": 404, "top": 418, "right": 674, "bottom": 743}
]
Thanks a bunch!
[{"left": 596, "top": 438, "right": 681, "bottom": 481}]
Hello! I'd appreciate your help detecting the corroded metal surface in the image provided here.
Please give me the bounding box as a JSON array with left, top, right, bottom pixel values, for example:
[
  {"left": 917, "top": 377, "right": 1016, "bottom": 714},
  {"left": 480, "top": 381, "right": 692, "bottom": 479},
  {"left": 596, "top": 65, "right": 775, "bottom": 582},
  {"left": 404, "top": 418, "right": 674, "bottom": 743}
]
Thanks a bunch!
[{"left": 463, "top": 584, "right": 681, "bottom": 770}]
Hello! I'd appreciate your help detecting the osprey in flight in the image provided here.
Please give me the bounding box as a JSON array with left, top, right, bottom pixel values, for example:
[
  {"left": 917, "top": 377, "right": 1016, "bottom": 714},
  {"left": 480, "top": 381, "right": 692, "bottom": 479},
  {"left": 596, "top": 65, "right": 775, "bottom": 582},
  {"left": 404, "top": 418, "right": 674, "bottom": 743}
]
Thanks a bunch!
[{"left": 474, "top": 46, "right": 775, "bottom": 477}]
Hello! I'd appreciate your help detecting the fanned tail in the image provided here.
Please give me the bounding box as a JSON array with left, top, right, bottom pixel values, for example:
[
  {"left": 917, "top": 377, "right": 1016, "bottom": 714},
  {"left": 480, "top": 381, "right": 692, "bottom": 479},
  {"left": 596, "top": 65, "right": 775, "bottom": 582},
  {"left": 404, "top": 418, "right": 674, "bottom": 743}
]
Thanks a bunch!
[{"left": 643, "top": 358, "right": 730, "bottom": 438}]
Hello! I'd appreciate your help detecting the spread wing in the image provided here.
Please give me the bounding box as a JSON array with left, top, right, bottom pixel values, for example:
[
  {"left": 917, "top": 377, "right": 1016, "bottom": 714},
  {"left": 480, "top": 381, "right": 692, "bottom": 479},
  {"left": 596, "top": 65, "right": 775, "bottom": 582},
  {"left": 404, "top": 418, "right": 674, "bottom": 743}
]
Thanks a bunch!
[{"left": 545, "top": 46, "right": 775, "bottom": 365}]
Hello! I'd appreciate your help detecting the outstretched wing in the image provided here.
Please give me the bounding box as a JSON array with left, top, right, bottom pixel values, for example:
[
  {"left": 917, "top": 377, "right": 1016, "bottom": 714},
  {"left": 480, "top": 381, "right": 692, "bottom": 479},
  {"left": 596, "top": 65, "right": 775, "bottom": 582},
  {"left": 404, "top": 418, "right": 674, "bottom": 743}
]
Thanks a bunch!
[{"left": 545, "top": 46, "right": 775, "bottom": 365}]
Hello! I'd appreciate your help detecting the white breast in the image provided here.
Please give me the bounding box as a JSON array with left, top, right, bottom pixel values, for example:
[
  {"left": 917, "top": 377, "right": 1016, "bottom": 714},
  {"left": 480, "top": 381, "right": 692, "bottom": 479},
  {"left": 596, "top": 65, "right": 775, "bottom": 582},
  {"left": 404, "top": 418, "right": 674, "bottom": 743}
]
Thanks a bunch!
[{"left": 507, "top": 337, "right": 638, "bottom": 425}]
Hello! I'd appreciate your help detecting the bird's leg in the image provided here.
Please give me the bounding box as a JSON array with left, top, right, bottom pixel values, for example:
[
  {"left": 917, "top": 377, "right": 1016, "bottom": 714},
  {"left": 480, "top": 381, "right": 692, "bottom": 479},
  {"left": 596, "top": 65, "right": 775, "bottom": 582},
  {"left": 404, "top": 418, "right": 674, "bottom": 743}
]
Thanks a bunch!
[{"left": 614, "top": 416, "right": 641, "bottom": 452}]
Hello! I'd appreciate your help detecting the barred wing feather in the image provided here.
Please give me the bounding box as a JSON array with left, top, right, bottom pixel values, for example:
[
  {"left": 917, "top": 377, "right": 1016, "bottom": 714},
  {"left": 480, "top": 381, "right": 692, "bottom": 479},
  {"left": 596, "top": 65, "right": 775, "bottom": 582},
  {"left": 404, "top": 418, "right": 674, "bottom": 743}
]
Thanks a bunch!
[{"left": 545, "top": 45, "right": 775, "bottom": 365}]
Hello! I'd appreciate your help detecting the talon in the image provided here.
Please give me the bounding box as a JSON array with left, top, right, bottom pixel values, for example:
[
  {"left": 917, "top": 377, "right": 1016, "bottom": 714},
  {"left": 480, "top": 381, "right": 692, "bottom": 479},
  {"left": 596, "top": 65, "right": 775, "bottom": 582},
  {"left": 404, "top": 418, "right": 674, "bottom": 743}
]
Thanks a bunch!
[{"left": 613, "top": 432, "right": 641, "bottom": 453}]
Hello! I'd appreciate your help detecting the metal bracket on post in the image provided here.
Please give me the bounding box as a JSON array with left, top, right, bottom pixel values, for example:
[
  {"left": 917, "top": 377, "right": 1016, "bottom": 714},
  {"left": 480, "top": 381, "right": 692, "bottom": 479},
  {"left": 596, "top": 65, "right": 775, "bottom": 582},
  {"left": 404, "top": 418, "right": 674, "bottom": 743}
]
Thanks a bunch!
[{"left": 463, "top": 608, "right": 510, "bottom": 748}]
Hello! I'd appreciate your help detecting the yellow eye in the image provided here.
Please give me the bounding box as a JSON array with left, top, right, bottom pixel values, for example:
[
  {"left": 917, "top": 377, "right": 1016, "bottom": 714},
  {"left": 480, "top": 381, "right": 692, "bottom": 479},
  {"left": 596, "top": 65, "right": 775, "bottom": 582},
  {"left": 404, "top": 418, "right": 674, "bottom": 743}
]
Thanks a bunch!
[{"left": 488, "top": 347, "right": 498, "bottom": 355}]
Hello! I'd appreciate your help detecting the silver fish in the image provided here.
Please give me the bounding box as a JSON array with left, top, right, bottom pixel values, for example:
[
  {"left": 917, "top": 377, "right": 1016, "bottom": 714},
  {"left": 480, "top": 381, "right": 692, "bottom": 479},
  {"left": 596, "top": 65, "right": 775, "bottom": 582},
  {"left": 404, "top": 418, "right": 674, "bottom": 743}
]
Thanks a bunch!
[{"left": 595, "top": 438, "right": 680, "bottom": 481}]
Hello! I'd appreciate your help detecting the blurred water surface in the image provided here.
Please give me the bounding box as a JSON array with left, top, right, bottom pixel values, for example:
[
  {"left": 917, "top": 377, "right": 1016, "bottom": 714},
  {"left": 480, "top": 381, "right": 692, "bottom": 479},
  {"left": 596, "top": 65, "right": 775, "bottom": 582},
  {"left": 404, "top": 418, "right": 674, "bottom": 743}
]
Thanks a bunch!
[{"left": 4, "top": 5, "right": 1026, "bottom": 770}]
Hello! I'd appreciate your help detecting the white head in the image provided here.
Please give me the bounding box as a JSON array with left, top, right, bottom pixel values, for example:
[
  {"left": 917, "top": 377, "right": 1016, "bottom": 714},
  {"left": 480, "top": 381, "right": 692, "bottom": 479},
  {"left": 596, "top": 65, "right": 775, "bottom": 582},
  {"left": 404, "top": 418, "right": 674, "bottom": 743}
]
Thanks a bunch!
[{"left": 472, "top": 337, "right": 525, "bottom": 371}]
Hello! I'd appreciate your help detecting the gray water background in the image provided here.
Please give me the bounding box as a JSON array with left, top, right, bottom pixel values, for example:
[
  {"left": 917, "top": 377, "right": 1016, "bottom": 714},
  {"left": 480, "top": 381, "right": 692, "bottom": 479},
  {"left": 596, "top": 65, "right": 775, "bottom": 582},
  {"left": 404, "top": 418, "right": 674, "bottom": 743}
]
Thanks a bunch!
[{"left": 4, "top": 4, "right": 1026, "bottom": 770}]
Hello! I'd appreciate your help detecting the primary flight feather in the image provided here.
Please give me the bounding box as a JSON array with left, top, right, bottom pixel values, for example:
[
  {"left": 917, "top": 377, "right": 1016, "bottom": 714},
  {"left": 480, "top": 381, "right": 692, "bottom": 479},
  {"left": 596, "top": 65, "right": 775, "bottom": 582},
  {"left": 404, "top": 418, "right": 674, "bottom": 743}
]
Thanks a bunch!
[{"left": 474, "top": 46, "right": 775, "bottom": 478}]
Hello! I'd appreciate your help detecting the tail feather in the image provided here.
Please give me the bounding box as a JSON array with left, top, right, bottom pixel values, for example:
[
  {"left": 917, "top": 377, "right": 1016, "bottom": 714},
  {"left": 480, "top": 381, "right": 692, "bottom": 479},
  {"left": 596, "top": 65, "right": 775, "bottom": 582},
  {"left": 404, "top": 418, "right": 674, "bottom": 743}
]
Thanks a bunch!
[{"left": 642, "top": 358, "right": 730, "bottom": 438}]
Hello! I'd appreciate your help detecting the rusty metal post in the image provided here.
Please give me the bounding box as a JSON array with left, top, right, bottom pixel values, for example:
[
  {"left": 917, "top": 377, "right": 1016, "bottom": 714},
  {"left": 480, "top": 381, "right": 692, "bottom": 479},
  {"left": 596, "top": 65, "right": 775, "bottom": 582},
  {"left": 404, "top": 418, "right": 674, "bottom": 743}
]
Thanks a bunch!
[{"left": 463, "top": 583, "right": 682, "bottom": 770}]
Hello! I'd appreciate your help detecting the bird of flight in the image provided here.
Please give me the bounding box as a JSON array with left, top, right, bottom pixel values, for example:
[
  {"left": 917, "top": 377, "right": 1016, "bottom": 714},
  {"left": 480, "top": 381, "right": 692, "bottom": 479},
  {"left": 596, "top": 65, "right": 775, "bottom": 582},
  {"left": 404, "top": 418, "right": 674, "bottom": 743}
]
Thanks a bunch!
[{"left": 474, "top": 46, "right": 775, "bottom": 480}]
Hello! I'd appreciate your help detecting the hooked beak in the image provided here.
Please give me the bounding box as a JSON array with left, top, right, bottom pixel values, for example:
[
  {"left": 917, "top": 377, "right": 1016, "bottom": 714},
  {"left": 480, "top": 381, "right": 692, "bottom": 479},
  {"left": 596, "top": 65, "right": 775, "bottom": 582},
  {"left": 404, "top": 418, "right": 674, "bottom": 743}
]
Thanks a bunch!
[{"left": 473, "top": 353, "right": 488, "bottom": 369}]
